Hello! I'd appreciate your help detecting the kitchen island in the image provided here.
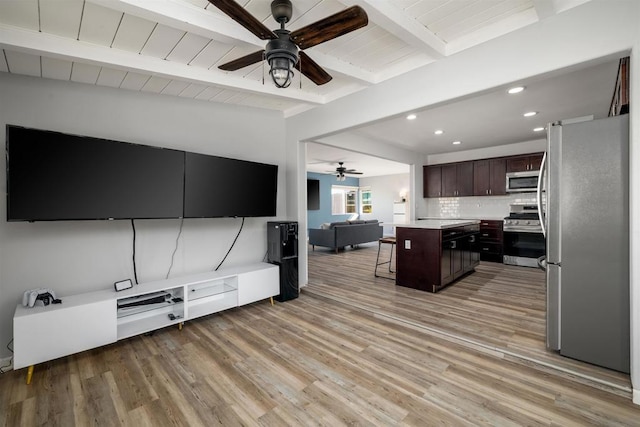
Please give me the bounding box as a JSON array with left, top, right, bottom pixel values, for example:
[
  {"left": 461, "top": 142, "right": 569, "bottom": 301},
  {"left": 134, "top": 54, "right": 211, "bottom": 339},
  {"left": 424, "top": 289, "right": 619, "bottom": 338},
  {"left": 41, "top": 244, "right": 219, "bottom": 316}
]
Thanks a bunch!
[{"left": 394, "top": 220, "right": 480, "bottom": 293}]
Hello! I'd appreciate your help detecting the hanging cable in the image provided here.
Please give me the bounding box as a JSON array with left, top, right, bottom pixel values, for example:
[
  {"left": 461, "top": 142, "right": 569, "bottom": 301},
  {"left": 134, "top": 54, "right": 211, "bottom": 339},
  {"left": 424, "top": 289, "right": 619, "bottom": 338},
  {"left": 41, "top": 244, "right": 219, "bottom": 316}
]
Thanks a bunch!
[
  {"left": 166, "top": 217, "right": 184, "bottom": 279},
  {"left": 131, "top": 219, "right": 139, "bottom": 284},
  {"left": 214, "top": 217, "right": 245, "bottom": 271}
]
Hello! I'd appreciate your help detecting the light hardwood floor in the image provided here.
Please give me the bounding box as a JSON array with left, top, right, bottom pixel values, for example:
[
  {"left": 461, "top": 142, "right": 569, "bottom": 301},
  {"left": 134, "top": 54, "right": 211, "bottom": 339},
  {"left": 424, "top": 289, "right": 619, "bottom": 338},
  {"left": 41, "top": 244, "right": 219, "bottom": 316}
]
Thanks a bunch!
[{"left": 1, "top": 244, "right": 638, "bottom": 426}]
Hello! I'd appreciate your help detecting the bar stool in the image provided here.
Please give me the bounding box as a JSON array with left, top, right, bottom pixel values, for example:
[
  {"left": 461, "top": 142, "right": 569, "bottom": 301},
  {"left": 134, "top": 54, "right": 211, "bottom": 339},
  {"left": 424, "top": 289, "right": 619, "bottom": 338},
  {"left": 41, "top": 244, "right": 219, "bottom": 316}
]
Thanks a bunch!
[{"left": 375, "top": 236, "right": 396, "bottom": 279}]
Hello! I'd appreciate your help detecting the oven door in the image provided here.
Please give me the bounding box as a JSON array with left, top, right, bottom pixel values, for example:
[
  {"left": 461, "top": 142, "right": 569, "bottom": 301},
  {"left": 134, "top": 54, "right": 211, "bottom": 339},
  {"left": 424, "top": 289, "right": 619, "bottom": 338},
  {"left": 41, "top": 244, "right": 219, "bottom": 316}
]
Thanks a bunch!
[{"left": 503, "top": 229, "right": 546, "bottom": 258}]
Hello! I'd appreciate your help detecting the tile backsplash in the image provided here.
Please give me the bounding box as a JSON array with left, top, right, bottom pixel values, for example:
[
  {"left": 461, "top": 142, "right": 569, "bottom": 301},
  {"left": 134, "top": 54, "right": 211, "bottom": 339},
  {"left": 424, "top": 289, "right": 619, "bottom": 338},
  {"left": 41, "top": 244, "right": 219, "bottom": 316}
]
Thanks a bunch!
[{"left": 421, "top": 193, "right": 539, "bottom": 219}]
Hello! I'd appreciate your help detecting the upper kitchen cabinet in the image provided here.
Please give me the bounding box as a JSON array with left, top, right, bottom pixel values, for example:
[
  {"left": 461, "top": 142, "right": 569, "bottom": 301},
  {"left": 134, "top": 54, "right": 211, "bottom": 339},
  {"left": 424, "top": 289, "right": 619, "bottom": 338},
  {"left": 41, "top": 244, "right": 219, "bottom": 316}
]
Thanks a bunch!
[
  {"left": 506, "top": 153, "right": 544, "bottom": 172},
  {"left": 442, "top": 162, "right": 474, "bottom": 197},
  {"left": 473, "top": 158, "right": 507, "bottom": 196},
  {"left": 423, "top": 165, "right": 442, "bottom": 198}
]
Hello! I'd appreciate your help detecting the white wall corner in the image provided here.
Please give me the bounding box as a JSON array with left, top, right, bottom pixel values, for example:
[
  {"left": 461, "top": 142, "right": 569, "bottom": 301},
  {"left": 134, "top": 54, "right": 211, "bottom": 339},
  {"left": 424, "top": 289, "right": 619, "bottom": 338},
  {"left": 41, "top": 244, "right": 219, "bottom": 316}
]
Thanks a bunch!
[{"left": 633, "top": 388, "right": 640, "bottom": 406}]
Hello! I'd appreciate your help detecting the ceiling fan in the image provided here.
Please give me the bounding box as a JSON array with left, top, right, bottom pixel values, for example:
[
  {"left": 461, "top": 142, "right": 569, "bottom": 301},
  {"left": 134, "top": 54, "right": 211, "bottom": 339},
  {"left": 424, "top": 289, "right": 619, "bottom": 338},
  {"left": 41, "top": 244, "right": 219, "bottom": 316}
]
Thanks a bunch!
[
  {"left": 208, "top": 0, "right": 368, "bottom": 88},
  {"left": 330, "top": 162, "right": 363, "bottom": 181}
]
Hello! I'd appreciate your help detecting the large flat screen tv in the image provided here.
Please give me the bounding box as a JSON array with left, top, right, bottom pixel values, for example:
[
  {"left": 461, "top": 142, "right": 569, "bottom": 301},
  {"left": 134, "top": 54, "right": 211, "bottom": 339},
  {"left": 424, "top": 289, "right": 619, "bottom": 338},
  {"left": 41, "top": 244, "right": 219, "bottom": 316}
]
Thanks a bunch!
[
  {"left": 6, "top": 126, "right": 185, "bottom": 221},
  {"left": 184, "top": 152, "right": 278, "bottom": 218},
  {"left": 307, "top": 179, "right": 320, "bottom": 210}
]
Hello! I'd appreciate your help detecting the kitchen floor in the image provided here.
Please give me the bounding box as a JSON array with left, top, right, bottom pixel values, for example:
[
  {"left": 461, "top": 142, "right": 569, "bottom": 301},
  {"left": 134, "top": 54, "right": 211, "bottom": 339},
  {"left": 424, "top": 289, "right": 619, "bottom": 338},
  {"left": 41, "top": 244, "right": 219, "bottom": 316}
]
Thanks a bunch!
[{"left": 307, "top": 242, "right": 631, "bottom": 397}]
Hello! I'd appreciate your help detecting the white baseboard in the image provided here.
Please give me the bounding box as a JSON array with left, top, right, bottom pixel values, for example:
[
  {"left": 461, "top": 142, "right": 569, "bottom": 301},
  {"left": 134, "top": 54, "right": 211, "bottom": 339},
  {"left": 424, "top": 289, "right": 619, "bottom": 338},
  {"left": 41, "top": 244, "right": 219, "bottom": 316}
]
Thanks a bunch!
[
  {"left": 0, "top": 356, "right": 13, "bottom": 372},
  {"left": 634, "top": 388, "right": 640, "bottom": 406}
]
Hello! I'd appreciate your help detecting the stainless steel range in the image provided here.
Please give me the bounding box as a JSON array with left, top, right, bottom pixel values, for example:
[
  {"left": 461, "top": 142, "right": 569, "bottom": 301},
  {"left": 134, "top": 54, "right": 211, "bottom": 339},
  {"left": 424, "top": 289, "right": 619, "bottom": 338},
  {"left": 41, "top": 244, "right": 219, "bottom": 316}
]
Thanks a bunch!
[{"left": 503, "top": 203, "right": 545, "bottom": 267}]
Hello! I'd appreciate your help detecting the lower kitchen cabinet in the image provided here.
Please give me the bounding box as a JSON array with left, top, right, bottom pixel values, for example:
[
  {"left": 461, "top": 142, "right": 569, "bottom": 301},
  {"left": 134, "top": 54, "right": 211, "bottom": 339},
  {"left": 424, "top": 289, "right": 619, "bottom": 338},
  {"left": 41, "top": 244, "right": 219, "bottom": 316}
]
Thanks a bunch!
[
  {"left": 396, "top": 224, "right": 479, "bottom": 293},
  {"left": 478, "top": 220, "right": 504, "bottom": 263}
]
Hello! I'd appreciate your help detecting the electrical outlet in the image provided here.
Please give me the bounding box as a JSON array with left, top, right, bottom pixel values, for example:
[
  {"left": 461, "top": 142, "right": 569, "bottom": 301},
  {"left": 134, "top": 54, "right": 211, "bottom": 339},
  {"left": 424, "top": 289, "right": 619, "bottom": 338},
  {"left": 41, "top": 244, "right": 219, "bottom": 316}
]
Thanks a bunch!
[{"left": 404, "top": 240, "right": 411, "bottom": 250}]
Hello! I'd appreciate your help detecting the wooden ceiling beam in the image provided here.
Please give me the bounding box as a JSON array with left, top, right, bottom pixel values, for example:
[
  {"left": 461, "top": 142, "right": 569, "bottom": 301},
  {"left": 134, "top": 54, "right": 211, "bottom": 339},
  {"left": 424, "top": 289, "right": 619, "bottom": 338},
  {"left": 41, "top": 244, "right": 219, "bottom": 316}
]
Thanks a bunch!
[{"left": 0, "top": 23, "right": 326, "bottom": 104}]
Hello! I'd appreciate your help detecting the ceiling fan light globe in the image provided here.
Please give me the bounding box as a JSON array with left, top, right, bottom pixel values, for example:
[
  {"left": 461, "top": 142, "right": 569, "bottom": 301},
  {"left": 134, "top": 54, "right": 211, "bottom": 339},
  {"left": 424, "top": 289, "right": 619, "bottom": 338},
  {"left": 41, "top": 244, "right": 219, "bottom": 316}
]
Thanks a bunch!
[{"left": 269, "top": 57, "right": 295, "bottom": 88}]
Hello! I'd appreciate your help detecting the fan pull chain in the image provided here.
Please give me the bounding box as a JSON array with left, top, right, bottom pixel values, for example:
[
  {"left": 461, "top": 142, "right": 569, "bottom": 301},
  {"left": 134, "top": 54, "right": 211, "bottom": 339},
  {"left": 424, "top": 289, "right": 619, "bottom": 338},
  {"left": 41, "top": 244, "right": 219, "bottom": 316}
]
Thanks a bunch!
[
  {"left": 262, "top": 51, "right": 265, "bottom": 85},
  {"left": 299, "top": 54, "right": 302, "bottom": 89}
]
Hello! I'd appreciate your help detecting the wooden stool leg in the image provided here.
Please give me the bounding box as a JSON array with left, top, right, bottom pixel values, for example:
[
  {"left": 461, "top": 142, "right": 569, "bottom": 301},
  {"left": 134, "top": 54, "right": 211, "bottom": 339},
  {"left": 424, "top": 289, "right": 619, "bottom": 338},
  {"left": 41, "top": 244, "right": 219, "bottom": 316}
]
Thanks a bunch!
[
  {"left": 389, "top": 243, "right": 395, "bottom": 273},
  {"left": 374, "top": 239, "right": 383, "bottom": 277}
]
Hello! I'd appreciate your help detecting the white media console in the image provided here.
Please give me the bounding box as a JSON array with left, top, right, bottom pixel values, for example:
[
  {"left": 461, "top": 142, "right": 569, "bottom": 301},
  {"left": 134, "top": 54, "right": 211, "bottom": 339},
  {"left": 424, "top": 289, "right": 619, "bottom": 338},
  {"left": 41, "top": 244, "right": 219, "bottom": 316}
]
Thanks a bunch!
[{"left": 13, "top": 262, "right": 279, "bottom": 383}]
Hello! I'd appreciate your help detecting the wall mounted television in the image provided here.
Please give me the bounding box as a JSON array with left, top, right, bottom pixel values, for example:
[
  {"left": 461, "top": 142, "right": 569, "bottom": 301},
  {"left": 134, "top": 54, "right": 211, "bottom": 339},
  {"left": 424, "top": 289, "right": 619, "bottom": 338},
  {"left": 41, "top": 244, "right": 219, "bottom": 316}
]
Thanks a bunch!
[
  {"left": 307, "top": 179, "right": 320, "bottom": 210},
  {"left": 5, "top": 125, "right": 278, "bottom": 221},
  {"left": 184, "top": 152, "right": 278, "bottom": 218}
]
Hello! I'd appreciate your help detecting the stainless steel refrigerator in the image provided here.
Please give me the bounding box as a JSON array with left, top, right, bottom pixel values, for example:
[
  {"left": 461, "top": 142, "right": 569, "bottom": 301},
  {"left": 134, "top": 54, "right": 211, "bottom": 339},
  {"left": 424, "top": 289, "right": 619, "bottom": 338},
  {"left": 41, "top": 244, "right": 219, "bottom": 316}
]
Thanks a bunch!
[{"left": 538, "top": 114, "right": 630, "bottom": 373}]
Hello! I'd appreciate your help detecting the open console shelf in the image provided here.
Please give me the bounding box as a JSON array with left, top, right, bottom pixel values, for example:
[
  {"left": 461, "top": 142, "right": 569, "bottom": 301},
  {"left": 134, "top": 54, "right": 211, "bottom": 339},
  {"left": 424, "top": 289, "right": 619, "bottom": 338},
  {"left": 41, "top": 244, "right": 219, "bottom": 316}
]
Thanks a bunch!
[{"left": 117, "top": 288, "right": 186, "bottom": 339}]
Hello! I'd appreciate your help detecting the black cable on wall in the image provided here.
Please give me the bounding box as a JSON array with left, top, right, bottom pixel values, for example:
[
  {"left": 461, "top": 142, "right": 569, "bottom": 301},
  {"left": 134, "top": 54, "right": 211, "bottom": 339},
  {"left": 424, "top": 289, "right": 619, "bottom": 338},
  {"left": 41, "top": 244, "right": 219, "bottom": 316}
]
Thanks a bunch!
[
  {"left": 131, "top": 219, "right": 139, "bottom": 284},
  {"left": 214, "top": 217, "right": 245, "bottom": 271}
]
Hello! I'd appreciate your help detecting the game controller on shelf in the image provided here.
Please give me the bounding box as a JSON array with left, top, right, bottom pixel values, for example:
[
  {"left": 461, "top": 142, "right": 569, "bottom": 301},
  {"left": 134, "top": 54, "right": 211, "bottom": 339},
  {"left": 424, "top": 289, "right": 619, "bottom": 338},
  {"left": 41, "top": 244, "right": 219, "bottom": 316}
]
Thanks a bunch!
[{"left": 22, "top": 288, "right": 61, "bottom": 308}]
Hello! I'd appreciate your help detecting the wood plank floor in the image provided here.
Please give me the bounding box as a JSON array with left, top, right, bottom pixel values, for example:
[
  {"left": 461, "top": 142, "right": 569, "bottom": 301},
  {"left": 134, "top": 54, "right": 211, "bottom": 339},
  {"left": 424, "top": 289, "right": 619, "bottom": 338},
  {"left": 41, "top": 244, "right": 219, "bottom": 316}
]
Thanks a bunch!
[
  {"left": 307, "top": 242, "right": 632, "bottom": 394},
  {"left": 0, "top": 244, "right": 638, "bottom": 425}
]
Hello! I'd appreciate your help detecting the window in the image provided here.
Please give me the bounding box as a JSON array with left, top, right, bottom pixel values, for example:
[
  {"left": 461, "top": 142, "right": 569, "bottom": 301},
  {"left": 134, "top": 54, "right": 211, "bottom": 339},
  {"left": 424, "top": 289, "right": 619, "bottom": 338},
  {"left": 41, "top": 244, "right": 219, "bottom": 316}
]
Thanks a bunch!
[
  {"left": 331, "top": 186, "right": 358, "bottom": 215},
  {"left": 360, "top": 188, "right": 372, "bottom": 214}
]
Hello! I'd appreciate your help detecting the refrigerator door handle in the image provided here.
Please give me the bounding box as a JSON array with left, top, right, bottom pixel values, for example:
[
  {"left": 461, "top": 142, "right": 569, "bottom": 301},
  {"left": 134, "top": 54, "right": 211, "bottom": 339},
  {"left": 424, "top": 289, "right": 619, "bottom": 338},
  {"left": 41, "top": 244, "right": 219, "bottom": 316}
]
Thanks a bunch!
[{"left": 537, "top": 151, "right": 547, "bottom": 238}]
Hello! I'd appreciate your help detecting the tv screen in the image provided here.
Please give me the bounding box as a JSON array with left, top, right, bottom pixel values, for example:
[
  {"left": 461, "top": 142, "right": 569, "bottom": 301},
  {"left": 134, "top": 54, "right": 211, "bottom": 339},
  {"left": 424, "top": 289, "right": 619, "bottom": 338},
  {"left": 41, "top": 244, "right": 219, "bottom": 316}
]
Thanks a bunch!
[
  {"left": 307, "top": 179, "right": 320, "bottom": 210},
  {"left": 6, "top": 126, "right": 185, "bottom": 221},
  {"left": 184, "top": 152, "right": 278, "bottom": 218}
]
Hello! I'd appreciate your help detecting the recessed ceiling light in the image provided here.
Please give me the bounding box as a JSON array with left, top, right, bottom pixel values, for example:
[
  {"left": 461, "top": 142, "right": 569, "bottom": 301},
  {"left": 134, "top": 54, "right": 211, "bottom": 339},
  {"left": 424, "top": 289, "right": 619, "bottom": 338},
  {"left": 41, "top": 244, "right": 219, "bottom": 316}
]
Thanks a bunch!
[
  {"left": 452, "top": 141, "right": 461, "bottom": 145},
  {"left": 406, "top": 114, "right": 417, "bottom": 120},
  {"left": 434, "top": 129, "right": 444, "bottom": 135},
  {"left": 523, "top": 111, "right": 538, "bottom": 117},
  {"left": 533, "top": 127, "right": 545, "bottom": 132},
  {"left": 508, "top": 86, "right": 525, "bottom": 94}
]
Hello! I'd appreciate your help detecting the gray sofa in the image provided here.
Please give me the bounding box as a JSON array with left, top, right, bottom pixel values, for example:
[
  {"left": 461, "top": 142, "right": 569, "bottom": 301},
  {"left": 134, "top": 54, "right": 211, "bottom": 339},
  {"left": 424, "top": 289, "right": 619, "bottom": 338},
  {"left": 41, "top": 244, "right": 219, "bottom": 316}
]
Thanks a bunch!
[{"left": 309, "top": 220, "right": 383, "bottom": 253}]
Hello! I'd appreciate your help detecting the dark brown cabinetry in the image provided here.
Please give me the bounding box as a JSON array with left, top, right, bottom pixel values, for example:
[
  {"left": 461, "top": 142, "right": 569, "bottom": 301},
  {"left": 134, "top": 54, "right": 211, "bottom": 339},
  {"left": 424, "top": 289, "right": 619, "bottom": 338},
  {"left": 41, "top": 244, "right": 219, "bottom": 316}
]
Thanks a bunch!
[
  {"left": 478, "top": 220, "right": 503, "bottom": 263},
  {"left": 425, "top": 152, "right": 543, "bottom": 198},
  {"left": 473, "top": 158, "right": 506, "bottom": 196},
  {"left": 506, "top": 153, "right": 543, "bottom": 172},
  {"left": 423, "top": 165, "right": 442, "bottom": 198},
  {"left": 441, "top": 162, "right": 473, "bottom": 197},
  {"left": 396, "top": 225, "right": 479, "bottom": 293}
]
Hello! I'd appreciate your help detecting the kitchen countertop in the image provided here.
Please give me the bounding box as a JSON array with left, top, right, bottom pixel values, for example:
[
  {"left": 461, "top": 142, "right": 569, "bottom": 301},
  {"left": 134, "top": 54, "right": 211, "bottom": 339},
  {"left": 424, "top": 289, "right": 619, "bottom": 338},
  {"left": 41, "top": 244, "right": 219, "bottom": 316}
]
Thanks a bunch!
[
  {"left": 417, "top": 216, "right": 506, "bottom": 222},
  {"left": 394, "top": 219, "right": 480, "bottom": 229}
]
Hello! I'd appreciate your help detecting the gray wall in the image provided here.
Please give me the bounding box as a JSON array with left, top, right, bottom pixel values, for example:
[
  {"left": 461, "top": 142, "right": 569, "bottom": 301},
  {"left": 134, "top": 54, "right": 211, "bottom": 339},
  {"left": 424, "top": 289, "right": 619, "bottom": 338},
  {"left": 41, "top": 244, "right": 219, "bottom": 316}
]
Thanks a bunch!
[{"left": 0, "top": 73, "right": 286, "bottom": 357}]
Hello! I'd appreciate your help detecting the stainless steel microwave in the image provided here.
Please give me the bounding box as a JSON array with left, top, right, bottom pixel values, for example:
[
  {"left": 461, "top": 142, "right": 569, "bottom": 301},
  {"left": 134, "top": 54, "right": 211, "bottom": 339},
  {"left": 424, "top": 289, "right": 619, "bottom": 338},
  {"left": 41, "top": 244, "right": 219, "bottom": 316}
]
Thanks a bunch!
[{"left": 506, "top": 170, "right": 539, "bottom": 193}]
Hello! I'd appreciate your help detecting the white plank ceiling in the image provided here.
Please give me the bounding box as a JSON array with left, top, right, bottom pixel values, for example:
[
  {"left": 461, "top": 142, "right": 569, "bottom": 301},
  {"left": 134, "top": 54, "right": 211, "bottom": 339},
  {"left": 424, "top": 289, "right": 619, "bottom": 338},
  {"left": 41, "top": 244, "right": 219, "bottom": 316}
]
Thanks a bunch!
[{"left": 0, "top": 0, "right": 590, "bottom": 117}]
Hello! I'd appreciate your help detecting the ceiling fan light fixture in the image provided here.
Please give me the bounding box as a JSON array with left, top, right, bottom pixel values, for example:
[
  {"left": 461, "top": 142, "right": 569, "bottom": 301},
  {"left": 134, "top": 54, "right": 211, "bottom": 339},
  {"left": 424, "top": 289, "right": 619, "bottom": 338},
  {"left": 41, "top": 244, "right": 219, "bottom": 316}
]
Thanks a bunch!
[
  {"left": 269, "top": 56, "right": 295, "bottom": 88},
  {"left": 266, "top": 30, "right": 299, "bottom": 88}
]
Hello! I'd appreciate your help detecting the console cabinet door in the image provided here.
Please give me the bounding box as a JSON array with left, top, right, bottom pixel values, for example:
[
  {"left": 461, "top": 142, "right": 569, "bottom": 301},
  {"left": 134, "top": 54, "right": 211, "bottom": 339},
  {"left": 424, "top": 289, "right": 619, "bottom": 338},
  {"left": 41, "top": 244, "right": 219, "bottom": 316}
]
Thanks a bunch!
[{"left": 14, "top": 298, "right": 117, "bottom": 369}]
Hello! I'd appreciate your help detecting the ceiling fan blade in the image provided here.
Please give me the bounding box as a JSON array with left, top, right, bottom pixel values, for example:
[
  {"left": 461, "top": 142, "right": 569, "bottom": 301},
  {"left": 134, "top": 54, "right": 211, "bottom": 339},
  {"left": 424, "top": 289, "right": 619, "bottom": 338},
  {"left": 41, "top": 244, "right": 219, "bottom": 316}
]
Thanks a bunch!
[
  {"left": 219, "top": 50, "right": 265, "bottom": 71},
  {"left": 290, "top": 6, "right": 368, "bottom": 50},
  {"left": 208, "top": 0, "right": 277, "bottom": 40},
  {"left": 296, "top": 51, "right": 332, "bottom": 85},
  {"left": 343, "top": 171, "right": 363, "bottom": 175}
]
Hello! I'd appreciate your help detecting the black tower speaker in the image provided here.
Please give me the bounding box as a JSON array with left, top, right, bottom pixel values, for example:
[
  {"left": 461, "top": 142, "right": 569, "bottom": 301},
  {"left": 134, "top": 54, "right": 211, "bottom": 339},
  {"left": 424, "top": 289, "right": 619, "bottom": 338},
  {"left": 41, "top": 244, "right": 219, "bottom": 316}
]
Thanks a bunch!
[{"left": 267, "top": 221, "right": 299, "bottom": 302}]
